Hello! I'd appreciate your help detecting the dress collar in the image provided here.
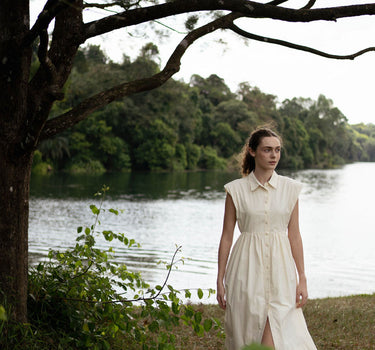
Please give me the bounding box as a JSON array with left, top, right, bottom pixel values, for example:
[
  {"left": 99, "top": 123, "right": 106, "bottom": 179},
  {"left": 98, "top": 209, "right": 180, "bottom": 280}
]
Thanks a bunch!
[{"left": 248, "top": 171, "right": 279, "bottom": 191}]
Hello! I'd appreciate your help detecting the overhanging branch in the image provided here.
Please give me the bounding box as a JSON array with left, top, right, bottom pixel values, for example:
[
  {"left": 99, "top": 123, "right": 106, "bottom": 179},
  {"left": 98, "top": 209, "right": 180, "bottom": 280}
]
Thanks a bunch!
[
  {"left": 39, "top": 12, "right": 241, "bottom": 140},
  {"left": 81, "top": 0, "right": 375, "bottom": 41},
  {"left": 82, "top": 0, "right": 375, "bottom": 41},
  {"left": 229, "top": 23, "right": 375, "bottom": 60}
]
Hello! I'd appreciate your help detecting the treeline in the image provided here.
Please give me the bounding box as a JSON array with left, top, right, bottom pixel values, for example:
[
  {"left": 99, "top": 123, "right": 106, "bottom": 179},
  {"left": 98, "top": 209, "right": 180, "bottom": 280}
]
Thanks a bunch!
[{"left": 32, "top": 44, "right": 375, "bottom": 174}]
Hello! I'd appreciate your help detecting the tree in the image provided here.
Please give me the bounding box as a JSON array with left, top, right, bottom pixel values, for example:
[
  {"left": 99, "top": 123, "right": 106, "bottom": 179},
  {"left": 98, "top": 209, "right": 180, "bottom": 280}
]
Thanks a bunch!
[{"left": 1, "top": 0, "right": 375, "bottom": 323}]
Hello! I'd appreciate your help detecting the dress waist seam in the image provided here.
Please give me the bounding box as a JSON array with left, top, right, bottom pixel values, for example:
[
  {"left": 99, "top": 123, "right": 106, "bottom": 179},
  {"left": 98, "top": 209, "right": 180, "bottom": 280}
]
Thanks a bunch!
[{"left": 240, "top": 231, "right": 286, "bottom": 235}]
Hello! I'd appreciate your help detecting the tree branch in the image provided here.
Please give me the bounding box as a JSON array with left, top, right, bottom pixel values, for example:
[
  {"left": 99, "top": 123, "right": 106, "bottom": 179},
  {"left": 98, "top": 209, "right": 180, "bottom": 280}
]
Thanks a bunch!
[
  {"left": 267, "top": 0, "right": 289, "bottom": 5},
  {"left": 37, "top": 29, "right": 57, "bottom": 84},
  {"left": 24, "top": 0, "right": 77, "bottom": 47},
  {"left": 82, "top": 0, "right": 375, "bottom": 41},
  {"left": 39, "top": 12, "right": 241, "bottom": 140},
  {"left": 83, "top": 1, "right": 141, "bottom": 10},
  {"left": 302, "top": 0, "right": 316, "bottom": 10},
  {"left": 229, "top": 23, "right": 375, "bottom": 60}
]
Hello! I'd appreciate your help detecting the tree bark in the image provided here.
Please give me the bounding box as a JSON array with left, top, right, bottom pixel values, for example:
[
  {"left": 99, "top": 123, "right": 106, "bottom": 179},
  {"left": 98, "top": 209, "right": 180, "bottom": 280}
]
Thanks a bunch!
[
  {"left": 0, "top": 0, "right": 32, "bottom": 322},
  {"left": 0, "top": 152, "right": 33, "bottom": 323}
]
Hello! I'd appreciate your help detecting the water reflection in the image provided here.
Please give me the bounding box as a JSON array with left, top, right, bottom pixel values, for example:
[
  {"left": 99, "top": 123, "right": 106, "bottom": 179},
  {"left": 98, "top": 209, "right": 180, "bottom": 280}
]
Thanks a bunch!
[
  {"left": 29, "top": 164, "right": 375, "bottom": 302},
  {"left": 30, "top": 171, "right": 238, "bottom": 200}
]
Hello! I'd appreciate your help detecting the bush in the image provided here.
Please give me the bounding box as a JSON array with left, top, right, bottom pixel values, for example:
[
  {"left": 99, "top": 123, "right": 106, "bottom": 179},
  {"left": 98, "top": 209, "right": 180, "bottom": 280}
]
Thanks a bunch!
[{"left": 0, "top": 187, "right": 220, "bottom": 349}]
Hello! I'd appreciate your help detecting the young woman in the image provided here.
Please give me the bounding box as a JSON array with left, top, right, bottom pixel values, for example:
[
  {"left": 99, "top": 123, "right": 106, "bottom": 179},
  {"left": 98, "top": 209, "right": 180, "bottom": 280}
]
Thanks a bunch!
[{"left": 217, "top": 128, "right": 317, "bottom": 350}]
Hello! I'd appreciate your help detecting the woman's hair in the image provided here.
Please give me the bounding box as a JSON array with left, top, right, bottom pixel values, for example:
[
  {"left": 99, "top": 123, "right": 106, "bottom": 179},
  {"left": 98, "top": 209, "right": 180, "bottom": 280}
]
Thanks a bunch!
[{"left": 241, "top": 127, "right": 282, "bottom": 176}]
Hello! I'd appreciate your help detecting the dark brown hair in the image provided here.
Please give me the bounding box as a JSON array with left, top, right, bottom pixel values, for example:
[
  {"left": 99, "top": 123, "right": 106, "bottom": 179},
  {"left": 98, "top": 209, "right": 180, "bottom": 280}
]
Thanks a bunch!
[{"left": 241, "top": 127, "right": 282, "bottom": 176}]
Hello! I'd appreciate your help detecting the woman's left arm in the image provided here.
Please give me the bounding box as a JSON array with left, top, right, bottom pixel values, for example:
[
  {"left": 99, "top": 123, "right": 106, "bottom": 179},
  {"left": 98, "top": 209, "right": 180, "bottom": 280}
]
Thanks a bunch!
[{"left": 288, "top": 200, "right": 308, "bottom": 308}]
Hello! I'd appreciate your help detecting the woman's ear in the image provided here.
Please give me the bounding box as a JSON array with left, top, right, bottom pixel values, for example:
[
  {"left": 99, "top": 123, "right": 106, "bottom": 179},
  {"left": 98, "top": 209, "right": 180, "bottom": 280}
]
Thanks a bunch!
[{"left": 248, "top": 146, "right": 256, "bottom": 158}]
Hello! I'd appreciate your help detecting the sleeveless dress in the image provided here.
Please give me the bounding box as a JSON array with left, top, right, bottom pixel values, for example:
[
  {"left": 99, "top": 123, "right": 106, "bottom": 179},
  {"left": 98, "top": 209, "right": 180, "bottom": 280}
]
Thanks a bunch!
[{"left": 224, "top": 171, "right": 317, "bottom": 350}]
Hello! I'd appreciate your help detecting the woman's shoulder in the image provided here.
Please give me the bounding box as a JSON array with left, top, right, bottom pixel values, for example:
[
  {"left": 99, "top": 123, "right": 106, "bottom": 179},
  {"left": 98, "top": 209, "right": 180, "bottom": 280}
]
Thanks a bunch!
[
  {"left": 277, "top": 174, "right": 303, "bottom": 191},
  {"left": 224, "top": 176, "right": 248, "bottom": 192}
]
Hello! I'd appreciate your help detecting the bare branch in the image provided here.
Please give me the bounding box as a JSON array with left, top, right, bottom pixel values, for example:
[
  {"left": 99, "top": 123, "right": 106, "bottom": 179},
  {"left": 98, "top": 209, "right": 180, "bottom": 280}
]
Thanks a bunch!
[
  {"left": 24, "top": 0, "right": 77, "bottom": 47},
  {"left": 39, "top": 12, "right": 241, "bottom": 140},
  {"left": 83, "top": 1, "right": 140, "bottom": 10},
  {"left": 229, "top": 23, "right": 375, "bottom": 60},
  {"left": 37, "top": 29, "right": 57, "bottom": 84},
  {"left": 267, "top": 0, "right": 316, "bottom": 9},
  {"left": 82, "top": 0, "right": 375, "bottom": 41},
  {"left": 302, "top": 0, "right": 316, "bottom": 10},
  {"left": 267, "top": 0, "right": 289, "bottom": 5}
]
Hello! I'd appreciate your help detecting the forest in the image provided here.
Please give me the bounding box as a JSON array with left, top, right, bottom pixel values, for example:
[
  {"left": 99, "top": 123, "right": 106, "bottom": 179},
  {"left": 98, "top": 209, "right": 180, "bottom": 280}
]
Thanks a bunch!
[{"left": 32, "top": 44, "right": 375, "bottom": 174}]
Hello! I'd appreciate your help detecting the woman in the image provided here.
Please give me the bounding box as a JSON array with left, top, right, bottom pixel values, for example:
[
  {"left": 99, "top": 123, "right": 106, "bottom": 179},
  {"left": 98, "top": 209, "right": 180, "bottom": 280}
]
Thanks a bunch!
[{"left": 217, "top": 128, "right": 317, "bottom": 350}]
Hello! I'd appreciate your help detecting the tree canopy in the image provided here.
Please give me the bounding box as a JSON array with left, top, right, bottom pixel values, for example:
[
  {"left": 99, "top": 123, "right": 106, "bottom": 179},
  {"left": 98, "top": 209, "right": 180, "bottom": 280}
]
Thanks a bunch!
[{"left": 31, "top": 44, "right": 375, "bottom": 174}]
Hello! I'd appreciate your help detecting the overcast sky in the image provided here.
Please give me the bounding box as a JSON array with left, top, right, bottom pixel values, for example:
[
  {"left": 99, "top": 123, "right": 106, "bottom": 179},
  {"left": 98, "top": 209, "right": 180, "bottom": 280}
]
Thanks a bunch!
[{"left": 31, "top": 0, "right": 375, "bottom": 125}]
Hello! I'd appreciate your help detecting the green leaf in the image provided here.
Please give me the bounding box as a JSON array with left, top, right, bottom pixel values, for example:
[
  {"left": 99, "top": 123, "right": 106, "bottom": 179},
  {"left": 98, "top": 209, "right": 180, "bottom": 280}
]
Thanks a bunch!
[
  {"left": 148, "top": 320, "right": 159, "bottom": 332},
  {"left": 0, "top": 306, "right": 7, "bottom": 321},
  {"left": 109, "top": 208, "right": 119, "bottom": 215},
  {"left": 197, "top": 288, "right": 203, "bottom": 299},
  {"left": 203, "top": 318, "right": 213, "bottom": 331},
  {"left": 172, "top": 301, "right": 179, "bottom": 315},
  {"left": 194, "top": 311, "right": 202, "bottom": 324},
  {"left": 77, "top": 226, "right": 83, "bottom": 233},
  {"left": 193, "top": 323, "right": 204, "bottom": 337},
  {"left": 90, "top": 204, "right": 100, "bottom": 215},
  {"left": 185, "top": 290, "right": 191, "bottom": 298},
  {"left": 85, "top": 227, "right": 91, "bottom": 234}
]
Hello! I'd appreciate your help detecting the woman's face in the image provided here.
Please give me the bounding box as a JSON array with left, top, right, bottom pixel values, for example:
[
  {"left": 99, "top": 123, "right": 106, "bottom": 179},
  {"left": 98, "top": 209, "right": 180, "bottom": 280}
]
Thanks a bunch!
[{"left": 249, "top": 136, "right": 281, "bottom": 171}]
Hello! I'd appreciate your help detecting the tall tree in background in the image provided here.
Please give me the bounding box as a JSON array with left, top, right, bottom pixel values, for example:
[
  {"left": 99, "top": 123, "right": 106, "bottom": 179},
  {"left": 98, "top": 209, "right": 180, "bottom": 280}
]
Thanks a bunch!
[{"left": 1, "top": 0, "right": 375, "bottom": 322}]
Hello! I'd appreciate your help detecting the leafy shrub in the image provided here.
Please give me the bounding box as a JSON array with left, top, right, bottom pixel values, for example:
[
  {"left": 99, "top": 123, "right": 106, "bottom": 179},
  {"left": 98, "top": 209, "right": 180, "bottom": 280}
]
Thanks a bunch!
[{"left": 1, "top": 186, "right": 220, "bottom": 349}]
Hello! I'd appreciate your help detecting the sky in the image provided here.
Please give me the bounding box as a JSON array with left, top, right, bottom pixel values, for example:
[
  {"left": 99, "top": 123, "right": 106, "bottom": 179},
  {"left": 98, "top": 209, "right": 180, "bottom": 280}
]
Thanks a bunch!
[{"left": 30, "top": 0, "right": 375, "bottom": 125}]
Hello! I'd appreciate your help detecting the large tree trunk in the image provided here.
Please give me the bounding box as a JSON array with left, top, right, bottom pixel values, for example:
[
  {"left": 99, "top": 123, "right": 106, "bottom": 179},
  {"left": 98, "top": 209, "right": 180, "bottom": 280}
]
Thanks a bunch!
[
  {"left": 0, "top": 152, "right": 33, "bottom": 323},
  {"left": 0, "top": 0, "right": 32, "bottom": 322}
]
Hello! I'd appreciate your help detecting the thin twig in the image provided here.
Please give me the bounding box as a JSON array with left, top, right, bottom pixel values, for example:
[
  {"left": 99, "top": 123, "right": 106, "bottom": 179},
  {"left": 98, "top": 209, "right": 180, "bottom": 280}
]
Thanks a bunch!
[
  {"left": 62, "top": 245, "right": 184, "bottom": 305},
  {"left": 229, "top": 23, "right": 375, "bottom": 60}
]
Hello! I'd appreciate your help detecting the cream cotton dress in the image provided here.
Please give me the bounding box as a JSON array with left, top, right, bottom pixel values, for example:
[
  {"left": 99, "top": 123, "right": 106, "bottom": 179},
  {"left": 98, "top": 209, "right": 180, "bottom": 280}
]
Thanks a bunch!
[{"left": 224, "top": 171, "right": 317, "bottom": 350}]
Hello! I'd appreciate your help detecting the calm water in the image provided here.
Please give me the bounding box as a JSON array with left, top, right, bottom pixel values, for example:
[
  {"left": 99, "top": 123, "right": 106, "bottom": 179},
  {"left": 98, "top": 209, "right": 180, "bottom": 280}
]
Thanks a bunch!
[{"left": 29, "top": 163, "right": 375, "bottom": 302}]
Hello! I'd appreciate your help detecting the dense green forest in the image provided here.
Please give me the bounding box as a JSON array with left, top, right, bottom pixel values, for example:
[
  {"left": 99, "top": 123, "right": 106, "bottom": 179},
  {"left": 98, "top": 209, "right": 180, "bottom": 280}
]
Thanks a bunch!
[{"left": 32, "top": 44, "right": 375, "bottom": 174}]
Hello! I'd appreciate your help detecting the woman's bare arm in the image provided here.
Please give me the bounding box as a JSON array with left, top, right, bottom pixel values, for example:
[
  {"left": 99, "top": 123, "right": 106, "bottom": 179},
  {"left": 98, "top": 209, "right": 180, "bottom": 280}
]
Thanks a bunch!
[
  {"left": 288, "top": 200, "right": 308, "bottom": 308},
  {"left": 217, "top": 193, "right": 236, "bottom": 310}
]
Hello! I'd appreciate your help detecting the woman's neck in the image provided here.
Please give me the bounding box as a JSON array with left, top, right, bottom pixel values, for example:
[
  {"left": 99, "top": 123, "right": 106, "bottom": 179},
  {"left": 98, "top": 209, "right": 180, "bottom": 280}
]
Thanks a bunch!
[{"left": 253, "top": 169, "right": 273, "bottom": 185}]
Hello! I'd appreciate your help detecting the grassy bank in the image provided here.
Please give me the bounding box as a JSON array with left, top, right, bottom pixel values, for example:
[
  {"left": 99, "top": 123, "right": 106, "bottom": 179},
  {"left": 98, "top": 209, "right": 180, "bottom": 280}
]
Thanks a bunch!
[
  {"left": 2, "top": 293, "right": 374, "bottom": 349},
  {"left": 168, "top": 293, "right": 375, "bottom": 349}
]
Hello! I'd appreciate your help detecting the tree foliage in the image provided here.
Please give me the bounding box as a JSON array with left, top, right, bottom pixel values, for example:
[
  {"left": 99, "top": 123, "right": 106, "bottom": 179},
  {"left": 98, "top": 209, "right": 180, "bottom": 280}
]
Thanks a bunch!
[{"left": 33, "top": 45, "right": 375, "bottom": 174}]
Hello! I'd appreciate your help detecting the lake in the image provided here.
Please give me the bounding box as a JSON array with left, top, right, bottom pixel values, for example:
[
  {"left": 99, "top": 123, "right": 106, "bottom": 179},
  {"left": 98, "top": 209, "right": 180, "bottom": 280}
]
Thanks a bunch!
[{"left": 29, "top": 163, "right": 375, "bottom": 303}]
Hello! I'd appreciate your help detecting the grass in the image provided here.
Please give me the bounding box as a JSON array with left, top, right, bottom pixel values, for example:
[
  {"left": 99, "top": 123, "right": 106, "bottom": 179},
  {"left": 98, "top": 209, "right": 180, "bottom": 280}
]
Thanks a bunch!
[
  {"left": 169, "top": 293, "right": 375, "bottom": 349},
  {"left": 2, "top": 294, "right": 374, "bottom": 349}
]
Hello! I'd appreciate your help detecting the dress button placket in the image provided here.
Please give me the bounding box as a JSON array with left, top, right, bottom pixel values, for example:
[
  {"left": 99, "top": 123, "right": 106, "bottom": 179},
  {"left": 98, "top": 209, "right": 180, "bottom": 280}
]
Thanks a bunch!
[{"left": 264, "top": 188, "right": 271, "bottom": 305}]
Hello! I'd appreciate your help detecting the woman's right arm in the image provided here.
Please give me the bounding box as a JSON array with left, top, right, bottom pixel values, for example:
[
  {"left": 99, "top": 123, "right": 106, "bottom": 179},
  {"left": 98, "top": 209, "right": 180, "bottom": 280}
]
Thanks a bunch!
[{"left": 217, "top": 193, "right": 236, "bottom": 310}]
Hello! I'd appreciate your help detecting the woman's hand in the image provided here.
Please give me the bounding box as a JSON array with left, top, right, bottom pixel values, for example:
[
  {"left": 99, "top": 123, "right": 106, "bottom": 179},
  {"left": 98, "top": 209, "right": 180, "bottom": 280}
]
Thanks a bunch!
[
  {"left": 296, "top": 275, "right": 308, "bottom": 308},
  {"left": 217, "top": 281, "right": 226, "bottom": 310}
]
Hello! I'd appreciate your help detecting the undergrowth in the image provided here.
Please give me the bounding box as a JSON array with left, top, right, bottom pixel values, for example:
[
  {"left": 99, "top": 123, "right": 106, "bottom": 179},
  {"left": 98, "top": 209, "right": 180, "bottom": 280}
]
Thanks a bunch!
[{"left": 1, "top": 186, "right": 222, "bottom": 350}]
